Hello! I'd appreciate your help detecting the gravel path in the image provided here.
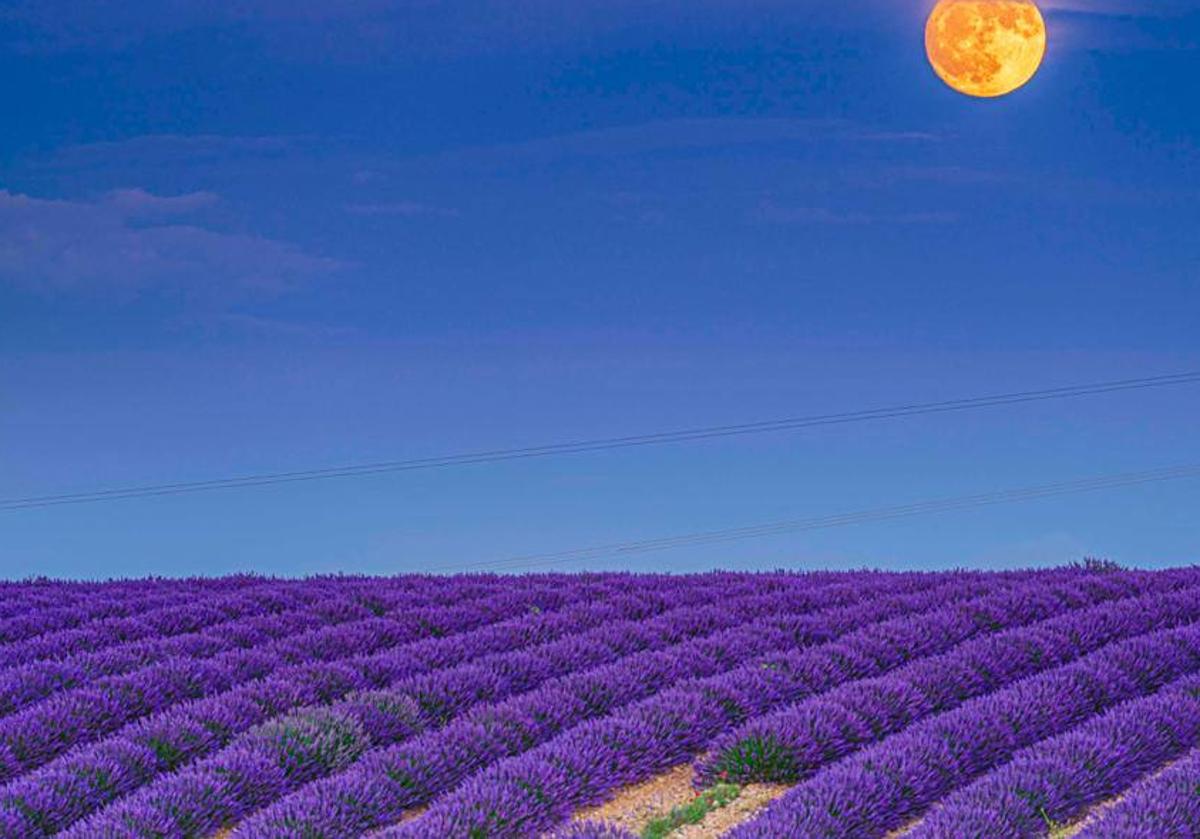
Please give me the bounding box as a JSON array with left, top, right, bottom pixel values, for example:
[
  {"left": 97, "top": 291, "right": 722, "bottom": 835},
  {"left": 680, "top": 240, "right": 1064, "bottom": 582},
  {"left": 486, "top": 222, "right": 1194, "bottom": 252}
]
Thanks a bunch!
[{"left": 571, "top": 763, "right": 789, "bottom": 838}]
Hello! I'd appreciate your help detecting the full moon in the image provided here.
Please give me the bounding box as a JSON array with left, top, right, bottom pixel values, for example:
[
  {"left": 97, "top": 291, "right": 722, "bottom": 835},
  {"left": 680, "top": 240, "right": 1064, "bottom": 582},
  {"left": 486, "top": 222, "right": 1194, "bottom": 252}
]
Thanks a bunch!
[{"left": 926, "top": 0, "right": 1047, "bottom": 98}]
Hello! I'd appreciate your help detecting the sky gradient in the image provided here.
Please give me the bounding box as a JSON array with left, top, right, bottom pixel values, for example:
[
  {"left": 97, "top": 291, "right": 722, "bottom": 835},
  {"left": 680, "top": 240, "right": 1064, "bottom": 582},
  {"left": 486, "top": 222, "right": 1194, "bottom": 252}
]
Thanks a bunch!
[{"left": 2, "top": 0, "right": 1198, "bottom": 578}]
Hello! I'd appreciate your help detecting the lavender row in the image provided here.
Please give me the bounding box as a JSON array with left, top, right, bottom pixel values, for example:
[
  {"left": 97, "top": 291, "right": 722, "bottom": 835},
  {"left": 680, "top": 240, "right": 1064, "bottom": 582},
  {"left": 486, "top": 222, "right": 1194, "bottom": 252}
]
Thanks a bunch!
[
  {"left": 0, "top": 573, "right": 775, "bottom": 834},
  {"left": 93, "top": 575, "right": 933, "bottom": 838},
  {"left": 380, "top": 571, "right": 1171, "bottom": 839},
  {"left": 83, "top": 604, "right": 801, "bottom": 836},
  {"left": 0, "top": 586, "right": 631, "bottom": 835},
  {"left": 0, "top": 606, "right": 349, "bottom": 718},
  {"left": 0, "top": 580, "right": 443, "bottom": 712},
  {"left": 0, "top": 586, "right": 235, "bottom": 647},
  {"left": 317, "top": 572, "right": 1098, "bottom": 838},
  {"left": 0, "top": 571, "right": 879, "bottom": 636},
  {"left": 0, "top": 580, "right": 349, "bottom": 669},
  {"left": 695, "top": 576, "right": 1200, "bottom": 787},
  {"left": 0, "top": 576, "right": 311, "bottom": 644},
  {"left": 911, "top": 671, "right": 1200, "bottom": 838},
  {"left": 0, "top": 576, "right": 520, "bottom": 714},
  {"left": 0, "top": 576, "right": 483, "bottom": 670},
  {"left": 250, "top": 572, "right": 917, "bottom": 751},
  {"left": 727, "top": 618, "right": 1200, "bottom": 839},
  {"left": 40, "top": 572, "right": 891, "bottom": 836},
  {"left": 0, "top": 578, "right": 619, "bottom": 782},
  {"left": 0, "top": 581, "right": 203, "bottom": 623},
  {"left": 241, "top": 580, "right": 886, "bottom": 744},
  {"left": 0, "top": 576, "right": 272, "bottom": 622},
  {"left": 0, "top": 572, "right": 611, "bottom": 667},
  {"left": 232, "top": 575, "right": 1004, "bottom": 839},
  {"left": 1075, "top": 743, "right": 1200, "bottom": 837}
]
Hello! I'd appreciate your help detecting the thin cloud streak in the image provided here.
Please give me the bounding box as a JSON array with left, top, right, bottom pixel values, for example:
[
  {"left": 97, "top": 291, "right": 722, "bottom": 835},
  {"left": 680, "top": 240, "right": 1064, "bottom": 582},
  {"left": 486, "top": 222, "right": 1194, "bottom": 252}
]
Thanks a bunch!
[
  {"left": 756, "top": 201, "right": 958, "bottom": 227},
  {"left": 0, "top": 189, "right": 340, "bottom": 300},
  {"left": 345, "top": 202, "right": 460, "bottom": 219}
]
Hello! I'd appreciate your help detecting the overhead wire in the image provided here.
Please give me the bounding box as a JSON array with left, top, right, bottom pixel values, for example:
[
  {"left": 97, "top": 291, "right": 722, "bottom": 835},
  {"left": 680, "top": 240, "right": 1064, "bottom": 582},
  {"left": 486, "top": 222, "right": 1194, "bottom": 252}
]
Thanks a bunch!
[
  {"left": 3, "top": 371, "right": 1198, "bottom": 511},
  {"left": 427, "top": 462, "right": 1200, "bottom": 574}
]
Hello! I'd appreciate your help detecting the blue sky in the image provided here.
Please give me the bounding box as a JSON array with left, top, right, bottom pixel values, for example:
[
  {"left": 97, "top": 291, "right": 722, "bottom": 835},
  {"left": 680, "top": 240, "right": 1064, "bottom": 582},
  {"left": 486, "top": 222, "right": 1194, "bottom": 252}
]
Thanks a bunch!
[{"left": 1, "top": 0, "right": 1197, "bottom": 578}]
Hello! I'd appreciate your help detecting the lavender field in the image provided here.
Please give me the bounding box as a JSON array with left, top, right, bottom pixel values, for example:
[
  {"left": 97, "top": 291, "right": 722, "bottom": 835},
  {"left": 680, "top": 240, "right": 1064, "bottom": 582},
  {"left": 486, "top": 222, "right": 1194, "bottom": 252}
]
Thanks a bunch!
[{"left": 1, "top": 567, "right": 1199, "bottom": 838}]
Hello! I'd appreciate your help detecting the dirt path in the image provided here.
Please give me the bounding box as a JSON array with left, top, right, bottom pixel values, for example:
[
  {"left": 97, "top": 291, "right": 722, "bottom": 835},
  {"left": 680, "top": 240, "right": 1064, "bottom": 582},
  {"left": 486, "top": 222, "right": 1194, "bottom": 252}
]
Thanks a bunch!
[
  {"left": 886, "top": 752, "right": 1192, "bottom": 839},
  {"left": 671, "top": 784, "right": 790, "bottom": 838},
  {"left": 574, "top": 764, "right": 698, "bottom": 834},
  {"left": 1048, "top": 755, "right": 1186, "bottom": 838},
  {"left": 884, "top": 818, "right": 922, "bottom": 838},
  {"left": 571, "top": 764, "right": 789, "bottom": 838}
]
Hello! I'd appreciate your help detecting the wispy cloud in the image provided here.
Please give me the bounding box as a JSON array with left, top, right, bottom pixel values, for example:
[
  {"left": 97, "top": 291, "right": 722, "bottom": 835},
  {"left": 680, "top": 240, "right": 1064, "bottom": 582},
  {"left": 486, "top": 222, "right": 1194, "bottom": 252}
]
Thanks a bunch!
[
  {"left": 351, "top": 170, "right": 388, "bottom": 186},
  {"left": 6, "top": 0, "right": 1193, "bottom": 59},
  {"left": 846, "top": 131, "right": 943, "bottom": 143},
  {"left": 106, "top": 187, "right": 220, "bottom": 216},
  {"left": 440, "top": 118, "right": 942, "bottom": 166},
  {"left": 215, "top": 311, "right": 361, "bottom": 339},
  {"left": 1042, "top": 0, "right": 1200, "bottom": 51},
  {"left": 757, "top": 201, "right": 957, "bottom": 226},
  {"left": 0, "top": 189, "right": 339, "bottom": 299},
  {"left": 345, "top": 201, "right": 460, "bottom": 219},
  {"left": 758, "top": 205, "right": 874, "bottom": 226},
  {"left": 849, "top": 165, "right": 1011, "bottom": 189},
  {"left": 0, "top": 1, "right": 812, "bottom": 56},
  {"left": 30, "top": 134, "right": 302, "bottom": 173},
  {"left": 1041, "top": 0, "right": 1198, "bottom": 18},
  {"left": 0, "top": 1, "right": 394, "bottom": 52}
]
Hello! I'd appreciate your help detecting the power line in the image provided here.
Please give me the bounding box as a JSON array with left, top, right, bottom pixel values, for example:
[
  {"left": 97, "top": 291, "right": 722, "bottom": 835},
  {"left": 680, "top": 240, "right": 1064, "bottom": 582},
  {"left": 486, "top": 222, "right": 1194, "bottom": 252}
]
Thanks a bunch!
[
  {"left": 4, "top": 371, "right": 1198, "bottom": 512},
  {"left": 429, "top": 462, "right": 1200, "bottom": 574}
]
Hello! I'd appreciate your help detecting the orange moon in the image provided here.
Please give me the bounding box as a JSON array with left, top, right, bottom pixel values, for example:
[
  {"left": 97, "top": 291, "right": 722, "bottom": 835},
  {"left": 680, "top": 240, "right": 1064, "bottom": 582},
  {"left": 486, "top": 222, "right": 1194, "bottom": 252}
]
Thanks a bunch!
[{"left": 926, "top": 0, "right": 1047, "bottom": 98}]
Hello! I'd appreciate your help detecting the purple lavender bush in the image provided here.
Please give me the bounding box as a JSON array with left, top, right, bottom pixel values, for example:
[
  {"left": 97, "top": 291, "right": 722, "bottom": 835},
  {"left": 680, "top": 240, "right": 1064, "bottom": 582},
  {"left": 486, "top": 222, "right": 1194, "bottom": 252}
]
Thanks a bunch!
[{"left": 0, "top": 567, "right": 1195, "bottom": 839}]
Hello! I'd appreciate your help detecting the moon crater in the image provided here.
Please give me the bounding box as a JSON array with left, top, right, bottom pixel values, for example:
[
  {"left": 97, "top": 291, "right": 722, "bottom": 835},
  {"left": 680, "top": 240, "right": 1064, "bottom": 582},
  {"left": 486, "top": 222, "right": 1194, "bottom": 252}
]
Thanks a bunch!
[{"left": 926, "top": 0, "right": 1047, "bottom": 98}]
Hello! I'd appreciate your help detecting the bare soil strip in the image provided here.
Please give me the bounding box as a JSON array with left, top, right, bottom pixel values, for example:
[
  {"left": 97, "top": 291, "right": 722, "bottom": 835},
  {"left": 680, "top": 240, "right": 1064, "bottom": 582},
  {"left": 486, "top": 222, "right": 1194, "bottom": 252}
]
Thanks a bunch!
[
  {"left": 887, "top": 751, "right": 1191, "bottom": 839},
  {"left": 671, "top": 783, "right": 790, "bottom": 838},
  {"left": 574, "top": 764, "right": 698, "bottom": 834},
  {"left": 364, "top": 806, "right": 428, "bottom": 837},
  {"left": 884, "top": 818, "right": 923, "bottom": 838},
  {"left": 1048, "top": 754, "right": 1187, "bottom": 839},
  {"left": 571, "top": 763, "right": 789, "bottom": 838}
]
